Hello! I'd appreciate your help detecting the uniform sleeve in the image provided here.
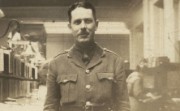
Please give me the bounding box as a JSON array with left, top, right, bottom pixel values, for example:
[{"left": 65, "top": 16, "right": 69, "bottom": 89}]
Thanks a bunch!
[
  {"left": 44, "top": 60, "right": 61, "bottom": 111},
  {"left": 113, "top": 57, "right": 130, "bottom": 111}
]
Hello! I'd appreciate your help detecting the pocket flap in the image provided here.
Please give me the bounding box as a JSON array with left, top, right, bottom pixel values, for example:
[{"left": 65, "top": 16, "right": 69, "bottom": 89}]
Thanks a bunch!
[
  {"left": 58, "top": 74, "right": 78, "bottom": 83},
  {"left": 96, "top": 73, "right": 114, "bottom": 80}
]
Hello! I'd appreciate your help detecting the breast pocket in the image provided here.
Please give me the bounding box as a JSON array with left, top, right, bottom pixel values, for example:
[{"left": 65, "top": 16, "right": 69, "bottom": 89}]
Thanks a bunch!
[
  {"left": 97, "top": 73, "right": 114, "bottom": 81},
  {"left": 57, "top": 74, "right": 78, "bottom": 104},
  {"left": 96, "top": 73, "right": 114, "bottom": 99}
]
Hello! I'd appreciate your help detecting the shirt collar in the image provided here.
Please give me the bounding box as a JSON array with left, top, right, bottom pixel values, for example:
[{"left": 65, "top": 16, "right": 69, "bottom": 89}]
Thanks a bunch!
[{"left": 67, "top": 42, "right": 105, "bottom": 58}]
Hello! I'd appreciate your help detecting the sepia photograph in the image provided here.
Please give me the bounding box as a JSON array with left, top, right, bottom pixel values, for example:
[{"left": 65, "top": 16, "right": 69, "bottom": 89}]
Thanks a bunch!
[{"left": 0, "top": 0, "right": 180, "bottom": 111}]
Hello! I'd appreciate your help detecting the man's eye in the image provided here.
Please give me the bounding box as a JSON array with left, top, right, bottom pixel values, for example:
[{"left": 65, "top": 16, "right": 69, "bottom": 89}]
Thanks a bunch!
[
  {"left": 74, "top": 20, "right": 81, "bottom": 25},
  {"left": 85, "top": 19, "right": 93, "bottom": 24}
]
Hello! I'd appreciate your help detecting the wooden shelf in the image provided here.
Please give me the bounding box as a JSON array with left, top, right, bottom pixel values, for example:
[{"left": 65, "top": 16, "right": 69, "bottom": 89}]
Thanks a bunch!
[{"left": 0, "top": 73, "right": 38, "bottom": 81}]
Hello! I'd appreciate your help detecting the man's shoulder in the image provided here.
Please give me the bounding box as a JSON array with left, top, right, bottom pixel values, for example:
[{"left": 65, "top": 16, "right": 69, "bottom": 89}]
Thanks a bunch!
[
  {"left": 103, "top": 48, "right": 124, "bottom": 62},
  {"left": 53, "top": 50, "right": 69, "bottom": 59},
  {"left": 103, "top": 48, "right": 119, "bottom": 56}
]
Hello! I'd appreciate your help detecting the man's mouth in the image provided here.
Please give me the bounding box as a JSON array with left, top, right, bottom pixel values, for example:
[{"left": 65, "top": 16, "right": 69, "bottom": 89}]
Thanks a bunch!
[{"left": 79, "top": 33, "right": 89, "bottom": 37}]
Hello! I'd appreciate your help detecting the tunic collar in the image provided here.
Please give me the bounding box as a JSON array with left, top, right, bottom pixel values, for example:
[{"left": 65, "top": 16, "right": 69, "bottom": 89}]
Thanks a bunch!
[{"left": 67, "top": 43, "right": 105, "bottom": 69}]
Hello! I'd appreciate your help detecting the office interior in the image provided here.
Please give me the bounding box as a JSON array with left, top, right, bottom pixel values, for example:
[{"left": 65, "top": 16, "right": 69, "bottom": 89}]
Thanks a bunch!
[{"left": 0, "top": 0, "right": 180, "bottom": 111}]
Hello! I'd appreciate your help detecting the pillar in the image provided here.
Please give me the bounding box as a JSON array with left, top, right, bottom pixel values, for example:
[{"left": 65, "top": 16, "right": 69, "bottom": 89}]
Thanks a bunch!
[{"left": 163, "top": 0, "right": 176, "bottom": 62}]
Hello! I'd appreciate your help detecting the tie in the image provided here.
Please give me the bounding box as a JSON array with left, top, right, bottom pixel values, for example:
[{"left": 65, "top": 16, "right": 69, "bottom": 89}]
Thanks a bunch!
[{"left": 82, "top": 53, "right": 90, "bottom": 65}]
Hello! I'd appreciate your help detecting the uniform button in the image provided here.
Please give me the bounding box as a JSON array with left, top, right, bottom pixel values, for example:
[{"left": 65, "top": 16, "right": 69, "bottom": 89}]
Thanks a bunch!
[
  {"left": 108, "top": 77, "right": 113, "bottom": 80},
  {"left": 85, "top": 69, "right": 90, "bottom": 74},
  {"left": 108, "top": 107, "right": 113, "bottom": 111},
  {"left": 85, "top": 85, "right": 91, "bottom": 89},
  {"left": 86, "top": 101, "right": 92, "bottom": 106},
  {"left": 63, "top": 79, "right": 68, "bottom": 82}
]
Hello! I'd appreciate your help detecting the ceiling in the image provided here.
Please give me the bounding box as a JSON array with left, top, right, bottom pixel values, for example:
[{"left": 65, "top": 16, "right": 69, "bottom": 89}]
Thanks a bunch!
[
  {"left": 0, "top": 0, "right": 134, "bottom": 8},
  {"left": 0, "top": 0, "right": 141, "bottom": 25}
]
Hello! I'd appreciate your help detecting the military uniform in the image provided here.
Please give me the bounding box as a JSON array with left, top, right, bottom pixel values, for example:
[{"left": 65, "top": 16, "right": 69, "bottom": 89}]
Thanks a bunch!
[{"left": 44, "top": 43, "right": 129, "bottom": 111}]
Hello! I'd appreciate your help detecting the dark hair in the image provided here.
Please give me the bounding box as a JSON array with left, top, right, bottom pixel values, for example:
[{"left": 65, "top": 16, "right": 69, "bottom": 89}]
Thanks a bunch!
[
  {"left": 68, "top": 1, "right": 96, "bottom": 22},
  {"left": 136, "top": 58, "right": 148, "bottom": 71},
  {"left": 9, "top": 19, "right": 20, "bottom": 31}
]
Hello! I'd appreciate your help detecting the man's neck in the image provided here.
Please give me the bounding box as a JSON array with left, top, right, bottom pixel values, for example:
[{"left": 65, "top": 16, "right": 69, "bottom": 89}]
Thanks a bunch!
[{"left": 75, "top": 41, "right": 95, "bottom": 54}]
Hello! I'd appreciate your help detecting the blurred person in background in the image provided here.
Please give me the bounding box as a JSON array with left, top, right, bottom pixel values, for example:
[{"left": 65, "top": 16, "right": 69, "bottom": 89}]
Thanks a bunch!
[
  {"left": 127, "top": 59, "right": 162, "bottom": 111},
  {"left": 0, "top": 19, "right": 22, "bottom": 49}
]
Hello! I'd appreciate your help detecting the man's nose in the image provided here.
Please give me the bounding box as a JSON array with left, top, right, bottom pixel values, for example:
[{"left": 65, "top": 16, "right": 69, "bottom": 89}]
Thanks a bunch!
[{"left": 80, "top": 21, "right": 86, "bottom": 29}]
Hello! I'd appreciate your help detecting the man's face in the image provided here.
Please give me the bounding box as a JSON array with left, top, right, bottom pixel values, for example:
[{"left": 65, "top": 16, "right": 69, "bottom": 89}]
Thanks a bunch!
[
  {"left": 68, "top": 7, "right": 98, "bottom": 44},
  {"left": 11, "top": 22, "right": 19, "bottom": 32}
]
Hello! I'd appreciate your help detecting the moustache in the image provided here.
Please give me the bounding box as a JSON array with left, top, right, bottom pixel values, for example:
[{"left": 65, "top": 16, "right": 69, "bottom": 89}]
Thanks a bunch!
[{"left": 79, "top": 31, "right": 89, "bottom": 36}]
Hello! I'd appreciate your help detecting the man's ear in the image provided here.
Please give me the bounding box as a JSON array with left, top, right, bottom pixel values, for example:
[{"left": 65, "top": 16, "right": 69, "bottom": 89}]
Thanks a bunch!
[
  {"left": 68, "top": 23, "right": 71, "bottom": 29},
  {"left": 95, "top": 19, "right": 99, "bottom": 31}
]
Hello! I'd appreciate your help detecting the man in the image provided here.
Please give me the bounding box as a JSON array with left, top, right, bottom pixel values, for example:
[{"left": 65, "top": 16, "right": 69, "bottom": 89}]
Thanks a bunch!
[
  {"left": 7, "top": 19, "right": 21, "bottom": 41},
  {"left": 0, "top": 9, "right": 5, "bottom": 18},
  {"left": 44, "top": 1, "right": 129, "bottom": 111}
]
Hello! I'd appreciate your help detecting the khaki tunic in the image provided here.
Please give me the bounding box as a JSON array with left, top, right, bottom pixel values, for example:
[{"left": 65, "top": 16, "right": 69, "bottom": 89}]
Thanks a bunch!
[{"left": 44, "top": 44, "right": 129, "bottom": 111}]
